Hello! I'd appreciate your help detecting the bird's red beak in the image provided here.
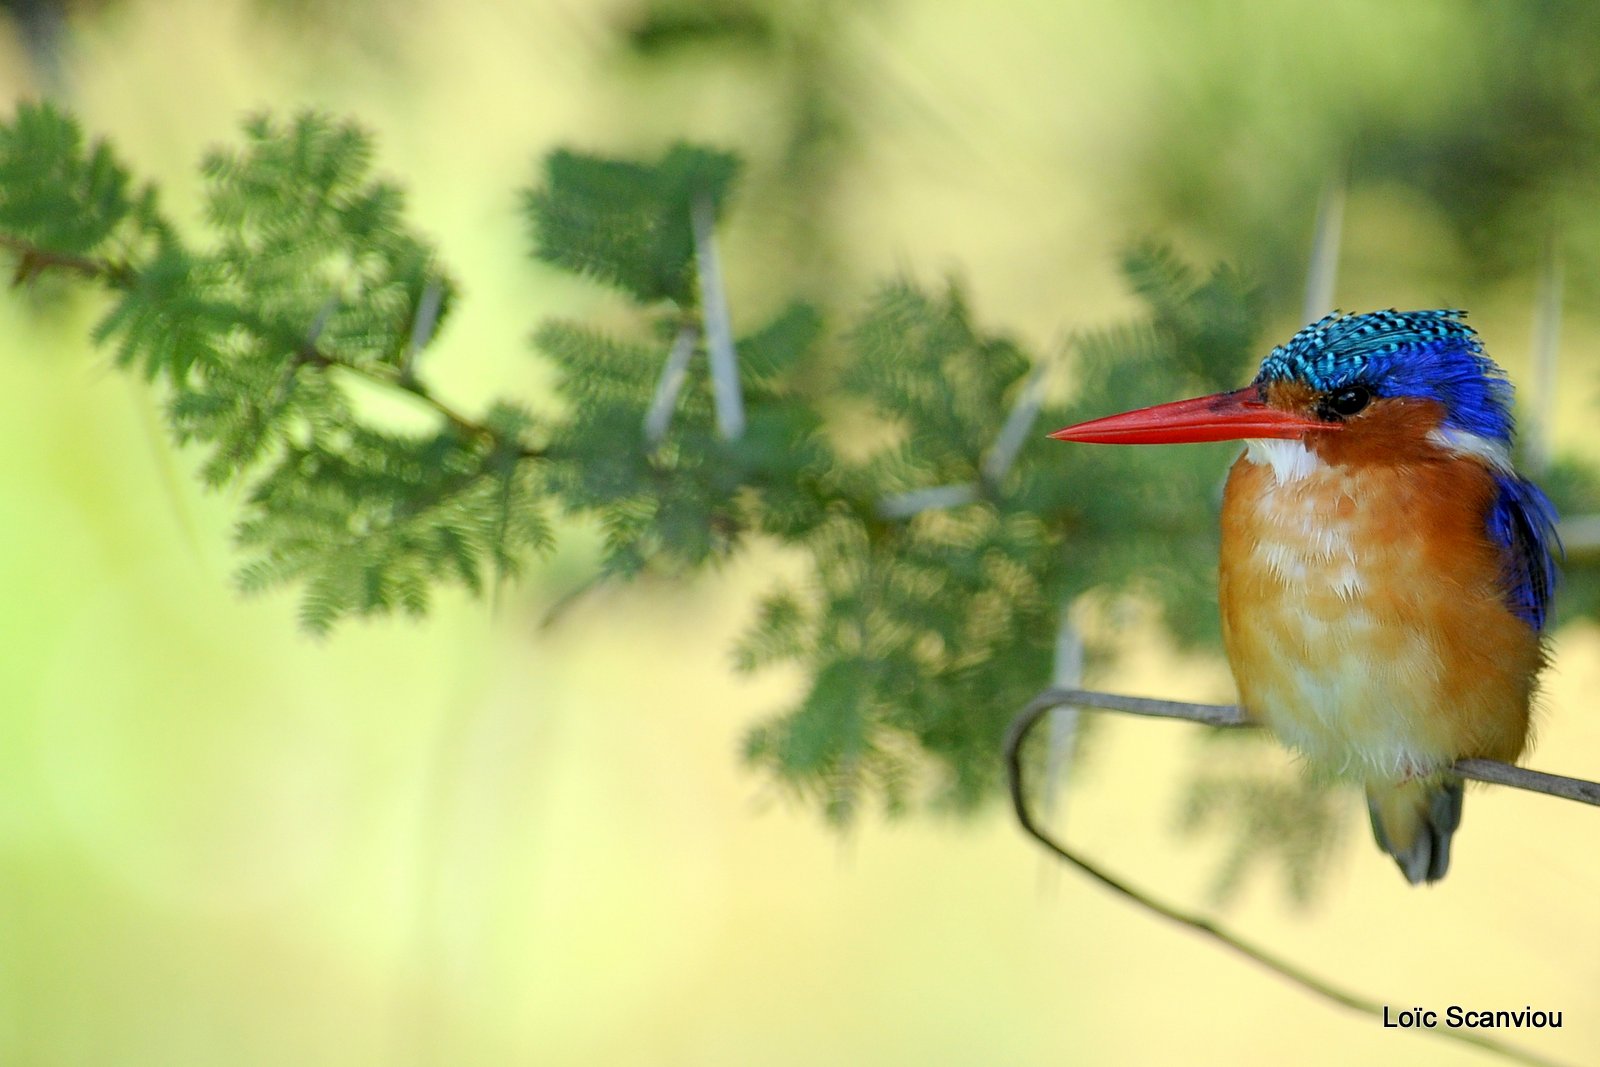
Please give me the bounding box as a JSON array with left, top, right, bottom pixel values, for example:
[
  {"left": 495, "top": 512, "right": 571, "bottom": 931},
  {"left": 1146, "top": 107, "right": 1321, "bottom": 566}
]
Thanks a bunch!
[{"left": 1048, "top": 387, "right": 1340, "bottom": 444}]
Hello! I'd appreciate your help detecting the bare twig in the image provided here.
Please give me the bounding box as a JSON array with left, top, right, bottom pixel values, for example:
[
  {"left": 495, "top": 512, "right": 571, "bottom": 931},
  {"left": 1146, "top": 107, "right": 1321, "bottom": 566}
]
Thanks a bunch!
[
  {"left": 1017, "top": 687, "right": 1600, "bottom": 806},
  {"left": 1006, "top": 689, "right": 1582, "bottom": 1067},
  {"left": 1453, "top": 758, "right": 1600, "bottom": 806},
  {"left": 1026, "top": 687, "right": 1249, "bottom": 728}
]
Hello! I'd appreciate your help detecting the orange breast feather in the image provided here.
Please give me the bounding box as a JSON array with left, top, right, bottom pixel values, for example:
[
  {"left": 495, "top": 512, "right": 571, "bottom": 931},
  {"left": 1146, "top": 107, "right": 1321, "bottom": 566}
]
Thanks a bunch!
[{"left": 1219, "top": 444, "right": 1541, "bottom": 782}]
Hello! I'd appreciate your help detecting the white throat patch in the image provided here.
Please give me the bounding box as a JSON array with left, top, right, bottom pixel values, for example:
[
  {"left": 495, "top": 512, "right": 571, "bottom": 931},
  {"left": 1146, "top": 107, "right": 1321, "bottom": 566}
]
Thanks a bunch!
[{"left": 1243, "top": 438, "right": 1325, "bottom": 484}]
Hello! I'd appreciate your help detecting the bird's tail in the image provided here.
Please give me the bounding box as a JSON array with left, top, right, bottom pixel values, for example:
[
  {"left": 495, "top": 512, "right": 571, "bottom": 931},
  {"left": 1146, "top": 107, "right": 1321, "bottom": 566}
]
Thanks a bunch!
[{"left": 1365, "top": 777, "right": 1464, "bottom": 885}]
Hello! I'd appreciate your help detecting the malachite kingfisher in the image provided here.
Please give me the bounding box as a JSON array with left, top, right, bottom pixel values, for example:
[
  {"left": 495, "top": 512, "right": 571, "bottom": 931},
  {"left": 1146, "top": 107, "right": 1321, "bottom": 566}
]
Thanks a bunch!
[{"left": 1050, "top": 310, "right": 1560, "bottom": 885}]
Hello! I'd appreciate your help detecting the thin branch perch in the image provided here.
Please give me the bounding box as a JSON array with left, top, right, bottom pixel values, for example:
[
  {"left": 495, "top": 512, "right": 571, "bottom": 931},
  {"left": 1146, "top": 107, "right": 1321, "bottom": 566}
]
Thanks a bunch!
[
  {"left": 1019, "top": 687, "right": 1600, "bottom": 805},
  {"left": 1005, "top": 687, "right": 1590, "bottom": 1067}
]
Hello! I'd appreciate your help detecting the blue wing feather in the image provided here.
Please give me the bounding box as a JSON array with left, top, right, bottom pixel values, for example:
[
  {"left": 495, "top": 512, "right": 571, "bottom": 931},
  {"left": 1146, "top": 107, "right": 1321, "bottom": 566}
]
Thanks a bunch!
[{"left": 1487, "top": 474, "right": 1561, "bottom": 630}]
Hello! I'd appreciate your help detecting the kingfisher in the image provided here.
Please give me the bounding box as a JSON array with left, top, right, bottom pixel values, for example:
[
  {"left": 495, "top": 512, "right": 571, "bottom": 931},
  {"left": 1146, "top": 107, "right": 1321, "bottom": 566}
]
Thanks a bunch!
[{"left": 1050, "top": 309, "right": 1559, "bottom": 884}]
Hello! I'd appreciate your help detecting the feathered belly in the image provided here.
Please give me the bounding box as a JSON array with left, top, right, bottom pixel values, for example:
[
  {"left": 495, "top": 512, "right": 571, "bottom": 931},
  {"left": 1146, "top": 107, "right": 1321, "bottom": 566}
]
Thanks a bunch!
[
  {"left": 1225, "top": 585, "right": 1455, "bottom": 779},
  {"left": 1218, "top": 446, "right": 1538, "bottom": 782}
]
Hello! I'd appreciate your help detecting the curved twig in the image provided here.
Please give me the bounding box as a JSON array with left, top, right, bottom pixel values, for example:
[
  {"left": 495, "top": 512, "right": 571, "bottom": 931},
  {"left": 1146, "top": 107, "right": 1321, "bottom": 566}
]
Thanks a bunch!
[{"left": 1005, "top": 689, "right": 1584, "bottom": 1067}]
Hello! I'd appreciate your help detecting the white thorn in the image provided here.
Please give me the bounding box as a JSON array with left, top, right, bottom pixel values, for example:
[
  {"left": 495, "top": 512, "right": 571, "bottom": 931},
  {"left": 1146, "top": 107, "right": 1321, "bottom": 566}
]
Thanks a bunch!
[
  {"left": 982, "top": 364, "right": 1049, "bottom": 487},
  {"left": 1528, "top": 233, "right": 1562, "bottom": 475},
  {"left": 876, "top": 483, "right": 979, "bottom": 520},
  {"left": 403, "top": 279, "right": 445, "bottom": 378},
  {"left": 306, "top": 293, "right": 340, "bottom": 347},
  {"left": 1303, "top": 169, "right": 1346, "bottom": 324},
  {"left": 643, "top": 323, "right": 700, "bottom": 446},
  {"left": 1041, "top": 604, "right": 1083, "bottom": 820},
  {"left": 692, "top": 191, "right": 744, "bottom": 440}
]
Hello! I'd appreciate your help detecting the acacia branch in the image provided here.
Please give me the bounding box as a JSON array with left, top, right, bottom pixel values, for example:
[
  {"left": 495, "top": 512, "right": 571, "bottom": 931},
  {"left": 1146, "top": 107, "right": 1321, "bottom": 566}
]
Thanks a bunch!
[
  {"left": 0, "top": 232, "right": 134, "bottom": 286},
  {"left": 1006, "top": 688, "right": 1587, "bottom": 1067},
  {"left": 296, "top": 344, "right": 543, "bottom": 460},
  {"left": 1, "top": 233, "right": 545, "bottom": 461}
]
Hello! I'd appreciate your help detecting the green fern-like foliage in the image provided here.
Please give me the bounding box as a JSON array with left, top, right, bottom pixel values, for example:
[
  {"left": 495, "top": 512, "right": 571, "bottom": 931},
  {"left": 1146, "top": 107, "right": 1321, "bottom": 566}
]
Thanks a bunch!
[
  {"left": 536, "top": 302, "right": 830, "bottom": 574},
  {"left": 525, "top": 143, "right": 832, "bottom": 574},
  {"left": 236, "top": 407, "right": 549, "bottom": 632},
  {"left": 0, "top": 101, "right": 162, "bottom": 264},
  {"left": 734, "top": 268, "right": 1271, "bottom": 818},
  {"left": 0, "top": 101, "right": 1402, "bottom": 895},
  {"left": 1023, "top": 246, "right": 1262, "bottom": 649},
  {"left": 8, "top": 104, "right": 547, "bottom": 633},
  {"left": 526, "top": 144, "right": 738, "bottom": 304},
  {"left": 738, "top": 283, "right": 1060, "bottom": 818}
]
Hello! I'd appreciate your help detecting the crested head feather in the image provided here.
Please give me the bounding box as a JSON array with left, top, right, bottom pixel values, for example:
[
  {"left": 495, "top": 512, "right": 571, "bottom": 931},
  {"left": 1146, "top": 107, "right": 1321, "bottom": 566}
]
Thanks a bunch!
[{"left": 1255, "top": 309, "right": 1515, "bottom": 443}]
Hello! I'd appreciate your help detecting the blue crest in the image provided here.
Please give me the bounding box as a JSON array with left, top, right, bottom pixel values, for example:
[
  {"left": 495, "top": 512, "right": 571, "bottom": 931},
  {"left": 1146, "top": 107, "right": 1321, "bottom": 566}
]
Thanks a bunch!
[
  {"left": 1255, "top": 310, "right": 1515, "bottom": 443},
  {"left": 1258, "top": 309, "right": 1559, "bottom": 629}
]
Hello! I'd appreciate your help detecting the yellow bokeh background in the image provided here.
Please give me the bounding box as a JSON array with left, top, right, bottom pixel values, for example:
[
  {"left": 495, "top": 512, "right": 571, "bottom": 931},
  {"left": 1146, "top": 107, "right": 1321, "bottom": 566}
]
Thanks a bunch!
[{"left": 2, "top": 2, "right": 1598, "bottom": 1065}]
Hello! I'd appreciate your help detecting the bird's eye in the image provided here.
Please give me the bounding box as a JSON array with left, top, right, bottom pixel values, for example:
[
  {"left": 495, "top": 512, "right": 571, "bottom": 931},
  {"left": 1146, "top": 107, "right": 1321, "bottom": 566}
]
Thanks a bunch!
[{"left": 1320, "top": 385, "right": 1372, "bottom": 420}]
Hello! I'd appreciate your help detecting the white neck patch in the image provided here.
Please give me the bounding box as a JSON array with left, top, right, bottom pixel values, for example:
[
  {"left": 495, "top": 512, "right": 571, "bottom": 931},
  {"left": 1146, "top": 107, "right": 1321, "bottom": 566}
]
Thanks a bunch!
[
  {"left": 1426, "top": 427, "right": 1513, "bottom": 470},
  {"left": 1243, "top": 438, "right": 1325, "bottom": 483}
]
